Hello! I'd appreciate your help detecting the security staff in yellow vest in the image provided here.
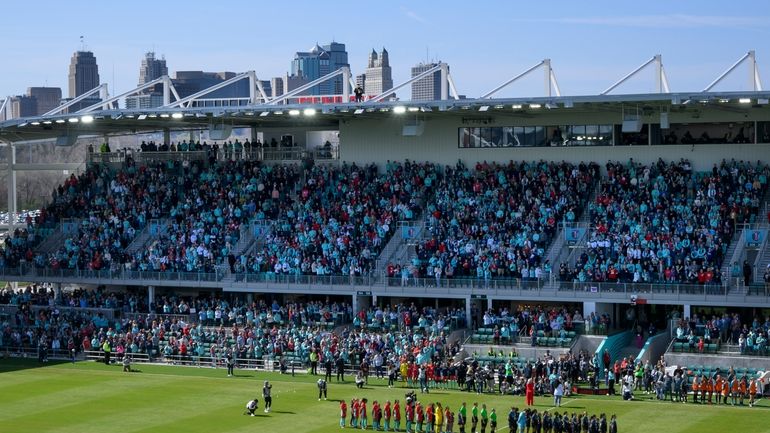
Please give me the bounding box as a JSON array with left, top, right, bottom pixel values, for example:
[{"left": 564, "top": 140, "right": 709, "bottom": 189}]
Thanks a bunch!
[{"left": 102, "top": 340, "right": 112, "bottom": 365}]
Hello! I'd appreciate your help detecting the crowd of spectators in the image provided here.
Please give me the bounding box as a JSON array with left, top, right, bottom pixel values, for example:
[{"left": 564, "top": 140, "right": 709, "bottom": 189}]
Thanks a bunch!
[
  {"left": 133, "top": 160, "right": 299, "bottom": 273},
  {"left": 238, "top": 161, "right": 432, "bottom": 276},
  {"left": 672, "top": 311, "right": 770, "bottom": 355},
  {"left": 559, "top": 159, "right": 768, "bottom": 285},
  {"left": 413, "top": 160, "right": 599, "bottom": 283},
  {"left": 1, "top": 158, "right": 300, "bottom": 274},
  {"left": 1, "top": 157, "right": 768, "bottom": 289},
  {"left": 353, "top": 303, "right": 466, "bottom": 333},
  {"left": 478, "top": 304, "right": 584, "bottom": 341},
  {"left": 0, "top": 284, "right": 146, "bottom": 312}
]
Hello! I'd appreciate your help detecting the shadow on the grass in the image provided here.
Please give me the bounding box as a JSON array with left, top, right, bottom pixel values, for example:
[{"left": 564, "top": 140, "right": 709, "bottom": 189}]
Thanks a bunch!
[
  {"left": 0, "top": 357, "right": 74, "bottom": 374},
  {"left": 272, "top": 410, "right": 296, "bottom": 414}
]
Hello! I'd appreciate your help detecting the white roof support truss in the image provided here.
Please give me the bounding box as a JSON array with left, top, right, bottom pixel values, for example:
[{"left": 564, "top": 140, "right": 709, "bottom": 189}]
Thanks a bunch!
[
  {"left": 703, "top": 50, "right": 763, "bottom": 92},
  {"left": 163, "top": 71, "right": 269, "bottom": 108},
  {"left": 266, "top": 67, "right": 351, "bottom": 105},
  {"left": 43, "top": 83, "right": 109, "bottom": 116},
  {"left": 601, "top": 54, "right": 670, "bottom": 95},
  {"left": 481, "top": 59, "right": 561, "bottom": 99},
  {"left": 371, "top": 62, "right": 457, "bottom": 102},
  {"left": 0, "top": 97, "right": 9, "bottom": 121},
  {"left": 77, "top": 75, "right": 181, "bottom": 113}
]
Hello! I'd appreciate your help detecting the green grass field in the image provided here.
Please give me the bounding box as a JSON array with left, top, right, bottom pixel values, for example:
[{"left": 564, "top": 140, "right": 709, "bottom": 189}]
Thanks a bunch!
[{"left": 0, "top": 358, "right": 768, "bottom": 433}]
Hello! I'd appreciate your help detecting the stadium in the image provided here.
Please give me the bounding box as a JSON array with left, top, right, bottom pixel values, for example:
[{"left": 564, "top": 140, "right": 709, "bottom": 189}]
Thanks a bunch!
[{"left": 1, "top": 44, "right": 770, "bottom": 433}]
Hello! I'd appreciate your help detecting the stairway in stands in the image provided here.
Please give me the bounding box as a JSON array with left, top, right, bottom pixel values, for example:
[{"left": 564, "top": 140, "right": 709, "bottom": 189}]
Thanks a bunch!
[
  {"left": 753, "top": 190, "right": 770, "bottom": 283},
  {"left": 543, "top": 182, "right": 600, "bottom": 289},
  {"left": 125, "top": 219, "right": 171, "bottom": 256},
  {"left": 34, "top": 222, "right": 66, "bottom": 255},
  {"left": 617, "top": 341, "right": 643, "bottom": 362},
  {"left": 374, "top": 219, "right": 425, "bottom": 276}
]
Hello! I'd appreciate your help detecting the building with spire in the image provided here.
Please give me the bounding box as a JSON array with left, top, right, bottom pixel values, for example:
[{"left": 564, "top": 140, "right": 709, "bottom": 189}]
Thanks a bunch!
[
  {"left": 68, "top": 51, "right": 100, "bottom": 99},
  {"left": 64, "top": 50, "right": 101, "bottom": 111},
  {"left": 362, "top": 47, "right": 393, "bottom": 98}
]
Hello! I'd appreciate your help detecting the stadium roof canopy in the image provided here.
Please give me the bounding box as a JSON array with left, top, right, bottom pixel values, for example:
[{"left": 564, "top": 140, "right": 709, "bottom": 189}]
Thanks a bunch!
[
  {"left": 2, "top": 91, "right": 770, "bottom": 144},
  {"left": 1, "top": 51, "right": 767, "bottom": 143}
]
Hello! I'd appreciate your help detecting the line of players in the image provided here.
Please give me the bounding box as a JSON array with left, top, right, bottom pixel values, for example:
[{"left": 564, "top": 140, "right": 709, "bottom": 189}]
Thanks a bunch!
[
  {"left": 338, "top": 393, "right": 618, "bottom": 433},
  {"left": 689, "top": 374, "right": 761, "bottom": 407}
]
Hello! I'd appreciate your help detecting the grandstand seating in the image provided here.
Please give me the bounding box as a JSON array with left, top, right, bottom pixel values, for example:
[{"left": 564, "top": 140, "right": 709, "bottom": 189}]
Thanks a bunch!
[
  {"left": 2, "top": 156, "right": 769, "bottom": 295},
  {"left": 469, "top": 327, "right": 577, "bottom": 347},
  {"left": 237, "top": 161, "right": 430, "bottom": 276},
  {"left": 415, "top": 160, "right": 599, "bottom": 281},
  {"left": 560, "top": 159, "right": 769, "bottom": 284}
]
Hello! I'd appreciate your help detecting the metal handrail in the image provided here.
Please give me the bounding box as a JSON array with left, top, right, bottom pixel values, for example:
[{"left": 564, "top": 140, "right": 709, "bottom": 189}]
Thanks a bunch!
[{"left": 1, "top": 264, "right": 768, "bottom": 302}]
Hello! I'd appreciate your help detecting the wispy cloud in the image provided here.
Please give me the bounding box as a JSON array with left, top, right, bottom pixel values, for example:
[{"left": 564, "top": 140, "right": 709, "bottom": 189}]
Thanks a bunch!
[
  {"left": 514, "top": 14, "right": 768, "bottom": 29},
  {"left": 400, "top": 6, "right": 427, "bottom": 24}
]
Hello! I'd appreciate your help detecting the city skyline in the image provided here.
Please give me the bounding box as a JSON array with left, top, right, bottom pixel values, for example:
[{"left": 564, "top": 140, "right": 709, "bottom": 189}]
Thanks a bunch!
[{"left": 2, "top": 1, "right": 770, "bottom": 101}]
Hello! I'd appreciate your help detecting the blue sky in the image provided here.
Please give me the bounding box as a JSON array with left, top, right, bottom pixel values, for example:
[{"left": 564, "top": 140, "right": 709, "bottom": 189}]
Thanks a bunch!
[{"left": 2, "top": 0, "right": 769, "bottom": 99}]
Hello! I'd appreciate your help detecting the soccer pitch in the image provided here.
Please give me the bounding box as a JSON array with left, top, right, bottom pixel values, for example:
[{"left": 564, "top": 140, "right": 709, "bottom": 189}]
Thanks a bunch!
[{"left": 0, "top": 359, "right": 767, "bottom": 433}]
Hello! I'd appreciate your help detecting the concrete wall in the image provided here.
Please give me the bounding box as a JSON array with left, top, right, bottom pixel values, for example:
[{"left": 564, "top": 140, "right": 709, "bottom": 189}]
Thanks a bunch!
[{"left": 339, "top": 110, "right": 770, "bottom": 169}]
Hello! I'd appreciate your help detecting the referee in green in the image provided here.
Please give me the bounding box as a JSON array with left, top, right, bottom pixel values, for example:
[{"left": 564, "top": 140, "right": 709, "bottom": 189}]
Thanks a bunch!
[
  {"left": 489, "top": 408, "right": 497, "bottom": 433},
  {"left": 480, "top": 404, "right": 488, "bottom": 433},
  {"left": 457, "top": 403, "right": 467, "bottom": 433}
]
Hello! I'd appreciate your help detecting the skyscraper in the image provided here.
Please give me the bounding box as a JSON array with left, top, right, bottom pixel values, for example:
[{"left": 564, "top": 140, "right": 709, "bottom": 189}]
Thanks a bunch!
[
  {"left": 363, "top": 48, "right": 393, "bottom": 97},
  {"left": 68, "top": 51, "right": 100, "bottom": 98},
  {"left": 27, "top": 87, "right": 62, "bottom": 115},
  {"left": 270, "top": 74, "right": 309, "bottom": 99},
  {"left": 322, "top": 42, "right": 349, "bottom": 95},
  {"left": 126, "top": 52, "right": 169, "bottom": 109},
  {"left": 5, "top": 87, "right": 63, "bottom": 118},
  {"left": 9, "top": 95, "right": 37, "bottom": 118},
  {"left": 290, "top": 42, "right": 349, "bottom": 95},
  {"left": 411, "top": 62, "right": 446, "bottom": 101},
  {"left": 138, "top": 51, "right": 168, "bottom": 86}
]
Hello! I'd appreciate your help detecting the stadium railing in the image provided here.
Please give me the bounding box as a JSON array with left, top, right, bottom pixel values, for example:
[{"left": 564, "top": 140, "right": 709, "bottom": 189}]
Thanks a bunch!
[
  {"left": 1, "top": 264, "right": 767, "bottom": 303},
  {"left": 2, "top": 346, "right": 76, "bottom": 360}
]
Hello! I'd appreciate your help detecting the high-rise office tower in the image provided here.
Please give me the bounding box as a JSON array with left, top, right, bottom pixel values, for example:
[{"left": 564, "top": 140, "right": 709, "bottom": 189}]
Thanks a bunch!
[
  {"left": 291, "top": 42, "right": 349, "bottom": 95},
  {"left": 68, "top": 51, "right": 100, "bottom": 98},
  {"left": 363, "top": 48, "right": 393, "bottom": 97},
  {"left": 411, "top": 62, "right": 447, "bottom": 101}
]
